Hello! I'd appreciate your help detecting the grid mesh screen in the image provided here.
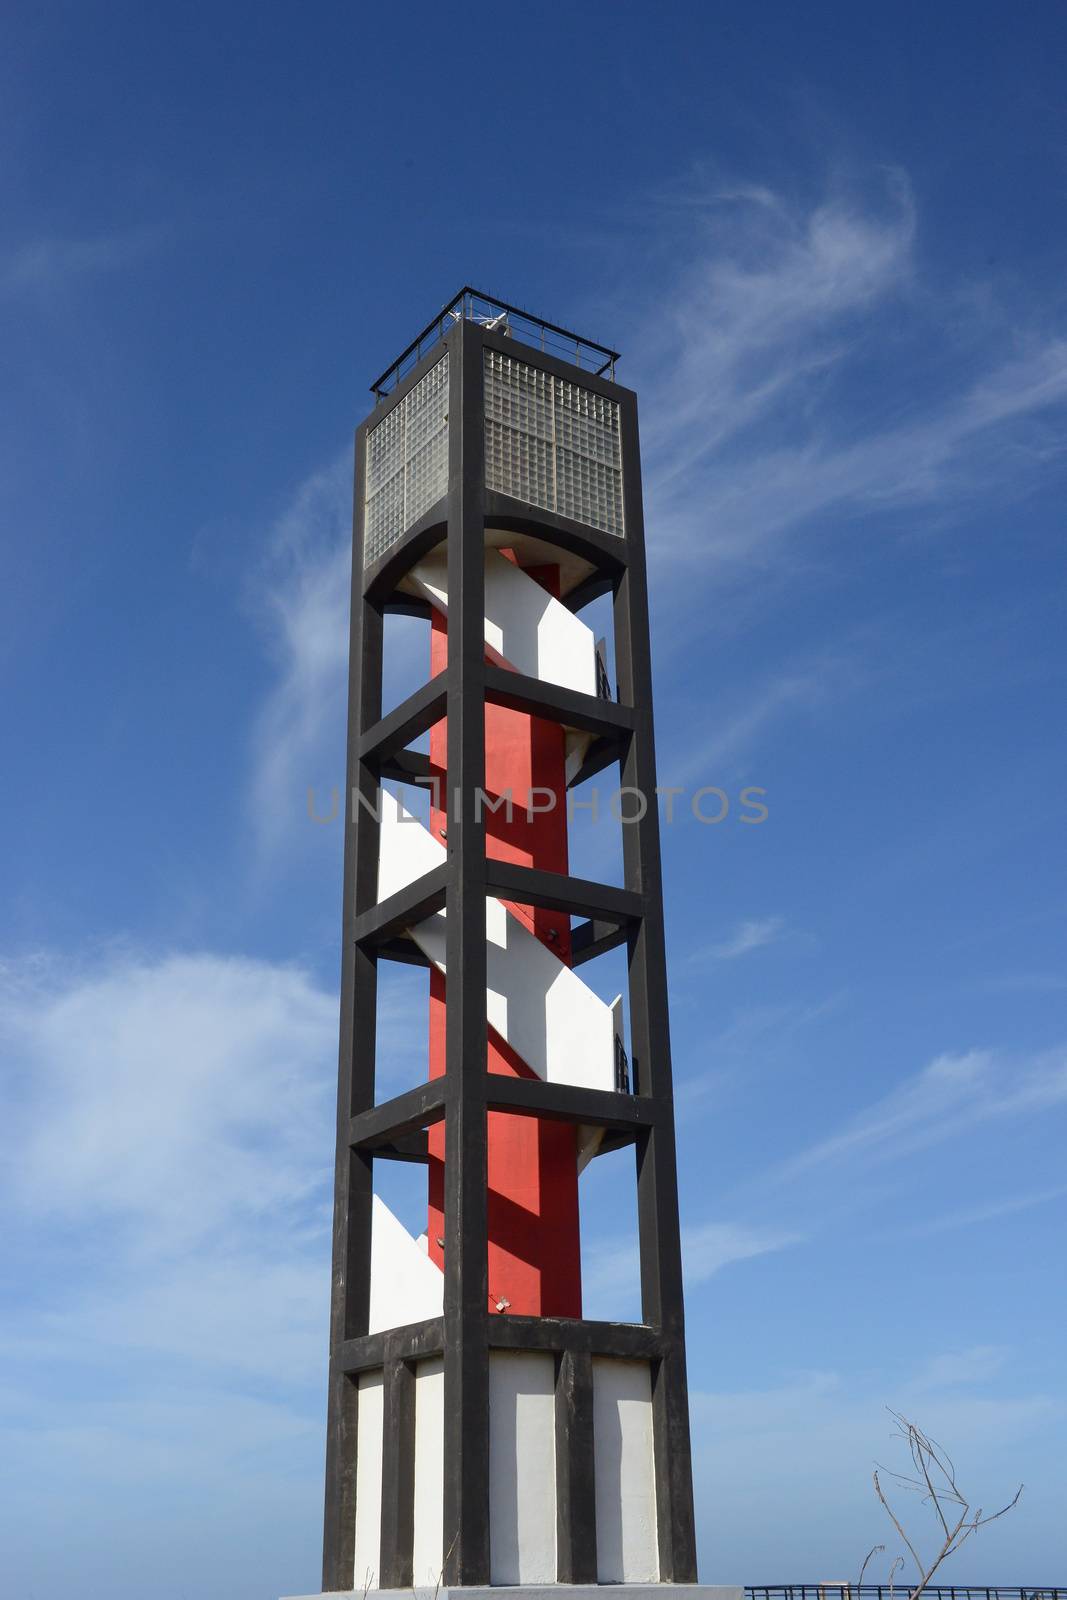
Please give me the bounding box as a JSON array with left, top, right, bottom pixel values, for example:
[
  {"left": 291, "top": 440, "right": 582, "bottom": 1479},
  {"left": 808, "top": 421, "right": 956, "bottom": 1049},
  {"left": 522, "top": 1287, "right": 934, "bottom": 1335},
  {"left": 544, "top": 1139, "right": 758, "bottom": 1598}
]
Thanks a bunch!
[
  {"left": 363, "top": 354, "right": 449, "bottom": 567},
  {"left": 484, "top": 350, "right": 624, "bottom": 536}
]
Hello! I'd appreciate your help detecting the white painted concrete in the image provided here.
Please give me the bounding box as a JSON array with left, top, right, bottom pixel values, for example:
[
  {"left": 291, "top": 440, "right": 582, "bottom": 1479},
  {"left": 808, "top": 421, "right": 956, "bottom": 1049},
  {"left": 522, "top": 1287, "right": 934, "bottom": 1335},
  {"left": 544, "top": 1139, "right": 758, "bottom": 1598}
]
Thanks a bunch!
[
  {"left": 578, "top": 995, "right": 625, "bottom": 1173},
  {"left": 377, "top": 783, "right": 446, "bottom": 902},
  {"left": 410, "top": 548, "right": 597, "bottom": 696},
  {"left": 592, "top": 1358, "right": 659, "bottom": 1584},
  {"left": 489, "top": 1351, "right": 557, "bottom": 1586},
  {"left": 409, "top": 547, "right": 597, "bottom": 779},
  {"left": 482, "top": 896, "right": 615, "bottom": 1093},
  {"left": 412, "top": 1355, "right": 445, "bottom": 1587},
  {"left": 368, "top": 1194, "right": 443, "bottom": 1334},
  {"left": 352, "top": 1369, "right": 384, "bottom": 1591},
  {"left": 377, "top": 791, "right": 620, "bottom": 1095},
  {"left": 284, "top": 1587, "right": 743, "bottom": 1600}
]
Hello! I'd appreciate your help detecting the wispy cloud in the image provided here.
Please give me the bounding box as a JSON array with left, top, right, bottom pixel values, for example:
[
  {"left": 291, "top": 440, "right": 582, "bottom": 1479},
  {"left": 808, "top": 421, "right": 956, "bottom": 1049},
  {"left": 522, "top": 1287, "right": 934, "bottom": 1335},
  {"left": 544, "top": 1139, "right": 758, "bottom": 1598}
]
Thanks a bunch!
[
  {"left": 247, "top": 452, "right": 352, "bottom": 855},
  {"left": 641, "top": 173, "right": 916, "bottom": 479},
  {"left": 585, "top": 1218, "right": 800, "bottom": 1304},
  {"left": 244, "top": 457, "right": 434, "bottom": 859},
  {"left": 673, "top": 993, "right": 846, "bottom": 1116},
  {"left": 665, "top": 663, "right": 841, "bottom": 784},
  {"left": 698, "top": 914, "right": 786, "bottom": 961},
  {"left": 1, "top": 949, "right": 337, "bottom": 1253},
  {"left": 0, "top": 946, "right": 342, "bottom": 1520},
  {"left": 635, "top": 175, "right": 1067, "bottom": 573},
  {"left": 979, "top": 970, "right": 1067, "bottom": 995},
  {"left": 895, "top": 1181, "right": 1067, "bottom": 1237},
  {"left": 777, "top": 1045, "right": 1067, "bottom": 1182},
  {"left": 0, "top": 225, "right": 164, "bottom": 298},
  {"left": 687, "top": 1358, "right": 1057, "bottom": 1577},
  {"left": 908, "top": 1345, "right": 1009, "bottom": 1393},
  {"left": 670, "top": 341, "right": 1067, "bottom": 563},
  {"left": 684, "top": 1218, "right": 803, "bottom": 1282},
  {"left": 0, "top": 935, "right": 435, "bottom": 1566}
]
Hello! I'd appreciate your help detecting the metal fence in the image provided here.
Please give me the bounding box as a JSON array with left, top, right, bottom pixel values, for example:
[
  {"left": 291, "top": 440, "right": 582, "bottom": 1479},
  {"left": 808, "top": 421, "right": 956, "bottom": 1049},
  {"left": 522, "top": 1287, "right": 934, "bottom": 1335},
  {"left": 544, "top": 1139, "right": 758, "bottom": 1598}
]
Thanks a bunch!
[
  {"left": 369, "top": 285, "right": 621, "bottom": 399},
  {"left": 746, "top": 1588, "right": 1065, "bottom": 1600}
]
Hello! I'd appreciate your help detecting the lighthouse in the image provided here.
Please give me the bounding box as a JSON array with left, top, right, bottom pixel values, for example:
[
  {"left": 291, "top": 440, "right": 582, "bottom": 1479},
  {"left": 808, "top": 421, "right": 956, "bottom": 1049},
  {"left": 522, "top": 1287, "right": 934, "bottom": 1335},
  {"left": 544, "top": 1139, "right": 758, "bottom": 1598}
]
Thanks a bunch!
[{"left": 308, "top": 291, "right": 714, "bottom": 1599}]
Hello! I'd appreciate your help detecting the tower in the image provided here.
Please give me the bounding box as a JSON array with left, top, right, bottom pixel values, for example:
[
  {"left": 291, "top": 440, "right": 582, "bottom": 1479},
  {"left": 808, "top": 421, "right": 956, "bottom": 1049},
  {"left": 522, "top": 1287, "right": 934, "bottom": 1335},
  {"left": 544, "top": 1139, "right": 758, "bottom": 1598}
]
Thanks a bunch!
[{"left": 314, "top": 291, "right": 704, "bottom": 1597}]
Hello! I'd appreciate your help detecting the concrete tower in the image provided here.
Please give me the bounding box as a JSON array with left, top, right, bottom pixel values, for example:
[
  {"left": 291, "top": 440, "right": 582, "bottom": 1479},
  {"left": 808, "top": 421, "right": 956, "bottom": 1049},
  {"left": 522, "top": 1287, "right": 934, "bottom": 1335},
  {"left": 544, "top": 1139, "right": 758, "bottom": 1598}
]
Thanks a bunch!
[{"left": 294, "top": 292, "right": 726, "bottom": 1600}]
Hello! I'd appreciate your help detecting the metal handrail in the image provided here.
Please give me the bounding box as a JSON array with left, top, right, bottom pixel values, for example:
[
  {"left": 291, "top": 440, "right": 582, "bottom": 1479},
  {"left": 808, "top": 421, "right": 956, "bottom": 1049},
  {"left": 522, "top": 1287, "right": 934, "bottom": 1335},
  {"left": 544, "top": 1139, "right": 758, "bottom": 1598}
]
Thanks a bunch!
[
  {"left": 745, "top": 1588, "right": 1066, "bottom": 1599},
  {"left": 370, "top": 285, "right": 621, "bottom": 399}
]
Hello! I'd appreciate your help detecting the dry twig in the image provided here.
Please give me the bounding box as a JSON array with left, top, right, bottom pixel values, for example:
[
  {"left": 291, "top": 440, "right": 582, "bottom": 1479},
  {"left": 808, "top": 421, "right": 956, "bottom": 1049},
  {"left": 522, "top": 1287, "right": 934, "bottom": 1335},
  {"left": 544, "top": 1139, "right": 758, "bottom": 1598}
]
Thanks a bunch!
[{"left": 869, "top": 1409, "right": 1022, "bottom": 1600}]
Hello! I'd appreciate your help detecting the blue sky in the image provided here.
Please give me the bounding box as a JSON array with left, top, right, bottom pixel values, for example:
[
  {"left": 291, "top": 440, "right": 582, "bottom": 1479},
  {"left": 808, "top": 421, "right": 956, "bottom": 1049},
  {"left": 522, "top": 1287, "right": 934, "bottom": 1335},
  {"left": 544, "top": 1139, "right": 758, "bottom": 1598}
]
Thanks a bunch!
[{"left": 3, "top": 2, "right": 1067, "bottom": 1594}]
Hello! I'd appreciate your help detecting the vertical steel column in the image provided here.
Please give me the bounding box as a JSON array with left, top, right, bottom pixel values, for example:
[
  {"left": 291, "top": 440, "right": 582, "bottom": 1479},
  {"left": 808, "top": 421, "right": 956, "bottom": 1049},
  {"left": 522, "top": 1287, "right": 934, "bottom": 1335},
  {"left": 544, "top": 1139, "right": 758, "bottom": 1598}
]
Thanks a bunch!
[
  {"left": 441, "top": 320, "right": 491, "bottom": 1586},
  {"left": 554, "top": 1348, "right": 598, "bottom": 1582},
  {"left": 615, "top": 397, "right": 699, "bottom": 1583},
  {"left": 378, "top": 1358, "right": 417, "bottom": 1586},
  {"left": 323, "top": 440, "right": 384, "bottom": 1593}
]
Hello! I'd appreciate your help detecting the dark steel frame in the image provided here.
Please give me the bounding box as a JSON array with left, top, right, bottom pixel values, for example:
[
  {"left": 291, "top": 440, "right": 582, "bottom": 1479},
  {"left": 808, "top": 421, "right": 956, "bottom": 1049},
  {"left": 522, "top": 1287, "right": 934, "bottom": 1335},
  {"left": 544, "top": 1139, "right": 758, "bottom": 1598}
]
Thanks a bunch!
[{"left": 323, "top": 317, "right": 697, "bottom": 1591}]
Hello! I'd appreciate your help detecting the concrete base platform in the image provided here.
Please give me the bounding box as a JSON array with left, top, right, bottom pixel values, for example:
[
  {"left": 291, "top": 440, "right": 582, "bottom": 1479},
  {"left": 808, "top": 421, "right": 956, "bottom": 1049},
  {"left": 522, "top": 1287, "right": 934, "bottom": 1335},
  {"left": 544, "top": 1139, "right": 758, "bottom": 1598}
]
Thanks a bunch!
[{"left": 284, "top": 1589, "right": 743, "bottom": 1600}]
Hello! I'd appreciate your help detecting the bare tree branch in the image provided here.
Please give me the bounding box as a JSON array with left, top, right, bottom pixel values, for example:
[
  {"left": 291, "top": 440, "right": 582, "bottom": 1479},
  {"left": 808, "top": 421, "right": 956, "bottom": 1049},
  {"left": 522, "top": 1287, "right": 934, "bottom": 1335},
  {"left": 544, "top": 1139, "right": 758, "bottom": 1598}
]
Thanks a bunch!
[
  {"left": 856, "top": 1542, "right": 885, "bottom": 1593},
  {"left": 873, "top": 1467, "right": 926, "bottom": 1584},
  {"left": 866, "top": 1412, "right": 1023, "bottom": 1600}
]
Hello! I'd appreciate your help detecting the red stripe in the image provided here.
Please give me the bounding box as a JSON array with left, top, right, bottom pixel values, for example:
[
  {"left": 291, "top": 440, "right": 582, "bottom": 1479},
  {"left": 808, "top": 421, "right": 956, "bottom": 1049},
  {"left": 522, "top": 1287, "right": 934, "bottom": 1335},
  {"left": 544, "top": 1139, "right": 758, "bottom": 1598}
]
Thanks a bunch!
[{"left": 425, "top": 557, "right": 582, "bottom": 1317}]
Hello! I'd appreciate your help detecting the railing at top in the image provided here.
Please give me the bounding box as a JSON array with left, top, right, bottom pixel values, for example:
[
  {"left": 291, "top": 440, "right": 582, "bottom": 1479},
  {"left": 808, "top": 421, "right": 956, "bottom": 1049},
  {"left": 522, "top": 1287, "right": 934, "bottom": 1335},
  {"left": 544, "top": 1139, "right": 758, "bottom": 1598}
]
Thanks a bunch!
[
  {"left": 370, "top": 286, "right": 620, "bottom": 400},
  {"left": 746, "top": 1588, "right": 1065, "bottom": 1600}
]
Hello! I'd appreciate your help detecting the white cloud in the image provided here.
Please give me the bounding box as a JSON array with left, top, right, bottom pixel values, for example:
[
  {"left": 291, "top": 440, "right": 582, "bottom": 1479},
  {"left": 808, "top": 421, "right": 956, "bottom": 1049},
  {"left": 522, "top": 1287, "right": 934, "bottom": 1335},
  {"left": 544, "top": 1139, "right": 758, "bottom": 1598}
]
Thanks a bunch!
[
  {"left": 641, "top": 175, "right": 915, "bottom": 477},
  {"left": 673, "top": 993, "right": 845, "bottom": 1111},
  {"left": 777, "top": 1045, "right": 1067, "bottom": 1181},
  {"left": 687, "top": 1362, "right": 1055, "bottom": 1581},
  {"left": 0, "top": 940, "right": 435, "bottom": 1579},
  {"left": 904, "top": 1182, "right": 1067, "bottom": 1235},
  {"left": 634, "top": 177, "right": 1067, "bottom": 572},
  {"left": 0, "top": 226, "right": 164, "bottom": 297},
  {"left": 981, "top": 971, "right": 1067, "bottom": 994},
  {"left": 0, "top": 950, "right": 342, "bottom": 1395},
  {"left": 585, "top": 1218, "right": 800, "bottom": 1304},
  {"left": 0, "top": 942, "right": 352, "bottom": 1591},
  {"left": 244, "top": 455, "right": 435, "bottom": 858},
  {"left": 247, "top": 453, "right": 352, "bottom": 854},
  {"left": 668, "top": 668, "right": 835, "bottom": 782},
  {"left": 0, "top": 945, "right": 432, "bottom": 1383},
  {"left": 701, "top": 914, "right": 786, "bottom": 961},
  {"left": 908, "top": 1345, "right": 1009, "bottom": 1393},
  {"left": 2, "top": 1252, "right": 330, "bottom": 1387},
  {"left": 664, "top": 340, "right": 1067, "bottom": 563},
  {"left": 1, "top": 949, "right": 337, "bottom": 1251},
  {"left": 684, "top": 1218, "right": 802, "bottom": 1281}
]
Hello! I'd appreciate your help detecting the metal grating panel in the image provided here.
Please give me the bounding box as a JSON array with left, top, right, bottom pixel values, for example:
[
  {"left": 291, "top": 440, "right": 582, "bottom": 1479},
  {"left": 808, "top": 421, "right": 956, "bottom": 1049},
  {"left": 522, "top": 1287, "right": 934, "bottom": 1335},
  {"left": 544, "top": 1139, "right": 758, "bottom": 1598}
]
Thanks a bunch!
[
  {"left": 484, "top": 351, "right": 624, "bottom": 537},
  {"left": 364, "top": 354, "right": 449, "bottom": 567}
]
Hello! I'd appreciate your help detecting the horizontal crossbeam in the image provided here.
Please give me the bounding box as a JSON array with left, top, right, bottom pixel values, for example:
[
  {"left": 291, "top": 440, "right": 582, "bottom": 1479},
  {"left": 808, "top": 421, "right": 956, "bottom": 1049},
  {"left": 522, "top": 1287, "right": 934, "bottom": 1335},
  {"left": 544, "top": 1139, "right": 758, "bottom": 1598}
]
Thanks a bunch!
[
  {"left": 337, "top": 1317, "right": 446, "bottom": 1376},
  {"left": 360, "top": 674, "right": 447, "bottom": 768},
  {"left": 353, "top": 864, "right": 448, "bottom": 946},
  {"left": 349, "top": 1080, "right": 448, "bottom": 1152},
  {"left": 376, "top": 936, "right": 432, "bottom": 969},
  {"left": 484, "top": 858, "right": 641, "bottom": 926},
  {"left": 486, "top": 1075, "right": 653, "bottom": 1132},
  {"left": 568, "top": 737, "right": 625, "bottom": 790},
  {"left": 487, "top": 1315, "right": 661, "bottom": 1360},
  {"left": 337, "top": 1313, "right": 661, "bottom": 1374},
  {"left": 483, "top": 664, "right": 633, "bottom": 742},
  {"left": 570, "top": 915, "right": 631, "bottom": 966},
  {"left": 378, "top": 748, "right": 435, "bottom": 788}
]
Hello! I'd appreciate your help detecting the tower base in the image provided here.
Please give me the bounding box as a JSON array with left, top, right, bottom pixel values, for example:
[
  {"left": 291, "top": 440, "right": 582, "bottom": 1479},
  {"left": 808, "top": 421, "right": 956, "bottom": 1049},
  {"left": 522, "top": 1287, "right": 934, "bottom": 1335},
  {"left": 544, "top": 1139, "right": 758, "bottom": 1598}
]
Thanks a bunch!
[{"left": 284, "top": 1588, "right": 742, "bottom": 1600}]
